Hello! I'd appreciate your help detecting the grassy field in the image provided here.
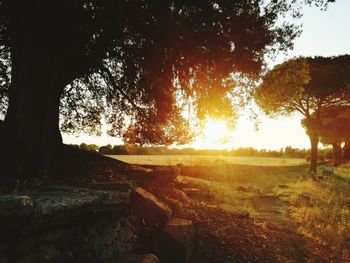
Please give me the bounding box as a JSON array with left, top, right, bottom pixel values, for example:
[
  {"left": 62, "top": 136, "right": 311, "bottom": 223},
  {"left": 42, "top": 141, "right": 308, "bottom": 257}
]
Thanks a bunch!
[{"left": 107, "top": 154, "right": 307, "bottom": 166}]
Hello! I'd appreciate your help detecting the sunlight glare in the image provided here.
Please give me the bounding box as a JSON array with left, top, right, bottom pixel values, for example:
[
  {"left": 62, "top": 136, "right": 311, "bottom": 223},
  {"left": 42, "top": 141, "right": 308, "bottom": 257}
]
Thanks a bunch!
[{"left": 192, "top": 118, "right": 234, "bottom": 149}]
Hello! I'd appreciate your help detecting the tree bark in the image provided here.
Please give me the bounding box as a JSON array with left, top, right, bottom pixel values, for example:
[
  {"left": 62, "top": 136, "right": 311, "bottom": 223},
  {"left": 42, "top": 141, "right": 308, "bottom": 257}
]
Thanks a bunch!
[
  {"left": 2, "top": 51, "right": 64, "bottom": 178},
  {"left": 309, "top": 135, "right": 319, "bottom": 173},
  {"left": 1, "top": 17, "right": 69, "bottom": 179},
  {"left": 332, "top": 142, "right": 342, "bottom": 167},
  {"left": 0, "top": 2, "right": 100, "bottom": 181},
  {"left": 343, "top": 141, "right": 350, "bottom": 163}
]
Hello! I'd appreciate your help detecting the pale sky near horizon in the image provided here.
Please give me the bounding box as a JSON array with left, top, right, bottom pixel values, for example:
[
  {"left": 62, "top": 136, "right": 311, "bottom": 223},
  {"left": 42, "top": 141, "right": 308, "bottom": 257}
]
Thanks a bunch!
[{"left": 63, "top": 0, "right": 350, "bottom": 150}]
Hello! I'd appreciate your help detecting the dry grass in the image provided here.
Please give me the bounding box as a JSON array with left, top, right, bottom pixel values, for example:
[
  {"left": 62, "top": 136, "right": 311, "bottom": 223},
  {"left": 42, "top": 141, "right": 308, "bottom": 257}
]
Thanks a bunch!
[
  {"left": 275, "top": 166, "right": 350, "bottom": 261},
  {"left": 176, "top": 164, "right": 309, "bottom": 223},
  {"left": 177, "top": 162, "right": 350, "bottom": 261}
]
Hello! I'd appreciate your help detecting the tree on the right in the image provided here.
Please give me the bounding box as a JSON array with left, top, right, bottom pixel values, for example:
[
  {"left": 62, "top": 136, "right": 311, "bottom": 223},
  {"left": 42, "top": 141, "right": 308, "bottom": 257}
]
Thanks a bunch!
[
  {"left": 306, "top": 106, "right": 350, "bottom": 166},
  {"left": 255, "top": 55, "right": 350, "bottom": 173}
]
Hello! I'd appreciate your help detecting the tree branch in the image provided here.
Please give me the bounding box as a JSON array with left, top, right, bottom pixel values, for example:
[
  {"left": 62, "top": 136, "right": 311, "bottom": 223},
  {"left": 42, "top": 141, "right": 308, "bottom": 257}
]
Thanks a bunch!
[{"left": 99, "top": 64, "right": 147, "bottom": 119}]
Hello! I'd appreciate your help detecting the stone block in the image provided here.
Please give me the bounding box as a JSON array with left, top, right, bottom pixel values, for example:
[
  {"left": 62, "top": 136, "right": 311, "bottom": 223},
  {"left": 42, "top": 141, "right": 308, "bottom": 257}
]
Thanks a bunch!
[
  {"left": 152, "top": 166, "right": 180, "bottom": 181},
  {"left": 182, "top": 188, "right": 201, "bottom": 198},
  {"left": 0, "top": 195, "right": 33, "bottom": 240},
  {"left": 130, "top": 188, "right": 171, "bottom": 228},
  {"left": 0, "top": 195, "right": 33, "bottom": 218},
  {"left": 85, "top": 181, "right": 134, "bottom": 192},
  {"left": 155, "top": 218, "right": 194, "bottom": 263}
]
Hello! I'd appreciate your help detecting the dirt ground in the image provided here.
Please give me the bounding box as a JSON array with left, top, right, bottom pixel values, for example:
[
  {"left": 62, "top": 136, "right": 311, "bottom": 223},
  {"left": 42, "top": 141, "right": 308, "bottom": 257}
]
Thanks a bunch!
[{"left": 143, "top": 177, "right": 337, "bottom": 263}]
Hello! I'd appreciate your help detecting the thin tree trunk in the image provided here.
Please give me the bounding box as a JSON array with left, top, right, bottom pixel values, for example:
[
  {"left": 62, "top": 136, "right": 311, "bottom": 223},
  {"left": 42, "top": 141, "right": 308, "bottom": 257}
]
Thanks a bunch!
[
  {"left": 332, "top": 142, "right": 342, "bottom": 167},
  {"left": 343, "top": 141, "right": 350, "bottom": 163},
  {"left": 309, "top": 135, "right": 319, "bottom": 173}
]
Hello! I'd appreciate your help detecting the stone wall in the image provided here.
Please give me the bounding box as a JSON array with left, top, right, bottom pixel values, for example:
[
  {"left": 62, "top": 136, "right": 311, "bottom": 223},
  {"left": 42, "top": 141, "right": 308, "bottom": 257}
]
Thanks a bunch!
[
  {"left": 0, "top": 181, "right": 193, "bottom": 263},
  {"left": 0, "top": 183, "right": 139, "bottom": 263}
]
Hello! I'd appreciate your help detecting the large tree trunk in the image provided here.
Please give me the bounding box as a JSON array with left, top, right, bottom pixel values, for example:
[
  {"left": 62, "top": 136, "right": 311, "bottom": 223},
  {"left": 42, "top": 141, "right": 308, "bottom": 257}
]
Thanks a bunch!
[
  {"left": 0, "top": 2, "right": 95, "bottom": 182},
  {"left": 0, "top": 12, "right": 70, "bottom": 179},
  {"left": 332, "top": 142, "right": 342, "bottom": 167},
  {"left": 2, "top": 48, "right": 64, "bottom": 179},
  {"left": 309, "top": 135, "right": 319, "bottom": 174}
]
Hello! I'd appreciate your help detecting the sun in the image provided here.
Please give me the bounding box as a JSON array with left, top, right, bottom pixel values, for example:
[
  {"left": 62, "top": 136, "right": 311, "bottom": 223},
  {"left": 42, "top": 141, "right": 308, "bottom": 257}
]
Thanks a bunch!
[
  {"left": 203, "top": 118, "right": 229, "bottom": 142},
  {"left": 192, "top": 117, "right": 233, "bottom": 149}
]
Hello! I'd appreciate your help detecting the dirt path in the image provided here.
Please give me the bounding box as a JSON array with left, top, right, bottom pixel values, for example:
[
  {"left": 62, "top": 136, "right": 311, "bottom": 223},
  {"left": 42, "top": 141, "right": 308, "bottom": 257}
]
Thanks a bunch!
[
  {"left": 144, "top": 178, "right": 335, "bottom": 263},
  {"left": 251, "top": 194, "right": 290, "bottom": 225}
]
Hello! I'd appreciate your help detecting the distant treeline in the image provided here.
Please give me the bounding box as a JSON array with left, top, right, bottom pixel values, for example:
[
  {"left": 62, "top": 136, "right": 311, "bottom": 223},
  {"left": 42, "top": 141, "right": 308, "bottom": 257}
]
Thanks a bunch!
[{"left": 71, "top": 143, "right": 333, "bottom": 160}]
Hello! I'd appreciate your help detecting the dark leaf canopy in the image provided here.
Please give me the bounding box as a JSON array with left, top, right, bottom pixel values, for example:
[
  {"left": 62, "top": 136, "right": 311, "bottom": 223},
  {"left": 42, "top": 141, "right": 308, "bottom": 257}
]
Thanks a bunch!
[
  {"left": 0, "top": 0, "right": 334, "bottom": 145},
  {"left": 317, "top": 106, "right": 350, "bottom": 145},
  {"left": 306, "top": 55, "right": 350, "bottom": 97},
  {"left": 255, "top": 55, "right": 350, "bottom": 119}
]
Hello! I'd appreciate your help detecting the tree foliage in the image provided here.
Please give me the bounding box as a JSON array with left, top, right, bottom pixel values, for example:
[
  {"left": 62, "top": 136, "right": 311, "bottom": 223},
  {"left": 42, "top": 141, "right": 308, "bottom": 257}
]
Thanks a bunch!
[
  {"left": 256, "top": 55, "right": 350, "bottom": 124},
  {"left": 316, "top": 106, "right": 350, "bottom": 165},
  {"left": 255, "top": 55, "right": 350, "bottom": 171},
  {"left": 0, "top": 0, "right": 334, "bottom": 146},
  {"left": 318, "top": 106, "right": 350, "bottom": 145},
  {"left": 256, "top": 55, "right": 350, "bottom": 119}
]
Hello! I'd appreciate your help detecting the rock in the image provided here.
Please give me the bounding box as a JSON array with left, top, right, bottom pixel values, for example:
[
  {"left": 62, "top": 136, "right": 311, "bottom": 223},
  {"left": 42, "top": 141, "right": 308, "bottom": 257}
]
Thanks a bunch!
[
  {"left": 218, "top": 204, "right": 250, "bottom": 218},
  {"left": 100, "top": 190, "right": 131, "bottom": 206},
  {"left": 182, "top": 188, "right": 201, "bottom": 198},
  {"left": 85, "top": 181, "right": 134, "bottom": 192},
  {"left": 236, "top": 210, "right": 250, "bottom": 219},
  {"left": 163, "top": 196, "right": 180, "bottom": 212},
  {"left": 20, "top": 190, "right": 103, "bottom": 234},
  {"left": 175, "top": 181, "right": 190, "bottom": 189},
  {"left": 130, "top": 165, "right": 153, "bottom": 174},
  {"left": 130, "top": 187, "right": 171, "bottom": 227},
  {"left": 1, "top": 187, "right": 136, "bottom": 262},
  {"left": 39, "top": 185, "right": 132, "bottom": 206},
  {"left": 30, "top": 190, "right": 102, "bottom": 216},
  {"left": 19, "top": 187, "right": 131, "bottom": 234},
  {"left": 155, "top": 218, "right": 194, "bottom": 263},
  {"left": 278, "top": 184, "right": 289, "bottom": 189},
  {"left": 236, "top": 186, "right": 249, "bottom": 192},
  {"left": 152, "top": 166, "right": 180, "bottom": 181},
  {"left": 0, "top": 195, "right": 33, "bottom": 240},
  {"left": 172, "top": 188, "right": 191, "bottom": 202},
  {"left": 0, "top": 195, "right": 33, "bottom": 218},
  {"left": 119, "top": 220, "right": 135, "bottom": 244},
  {"left": 115, "top": 253, "right": 159, "bottom": 263}
]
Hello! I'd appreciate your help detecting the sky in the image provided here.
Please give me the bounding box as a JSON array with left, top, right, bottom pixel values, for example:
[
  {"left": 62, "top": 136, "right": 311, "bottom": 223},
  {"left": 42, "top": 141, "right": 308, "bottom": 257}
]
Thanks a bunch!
[{"left": 63, "top": 0, "right": 350, "bottom": 150}]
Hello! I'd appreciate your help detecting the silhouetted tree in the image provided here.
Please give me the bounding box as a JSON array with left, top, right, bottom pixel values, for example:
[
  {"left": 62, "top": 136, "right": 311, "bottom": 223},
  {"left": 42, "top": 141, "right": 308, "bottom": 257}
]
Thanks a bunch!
[
  {"left": 0, "top": 0, "right": 334, "bottom": 178},
  {"left": 98, "top": 144, "right": 113, "bottom": 155},
  {"left": 255, "top": 55, "right": 350, "bottom": 173},
  {"left": 79, "top": 143, "right": 98, "bottom": 152},
  {"left": 316, "top": 106, "right": 350, "bottom": 166}
]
